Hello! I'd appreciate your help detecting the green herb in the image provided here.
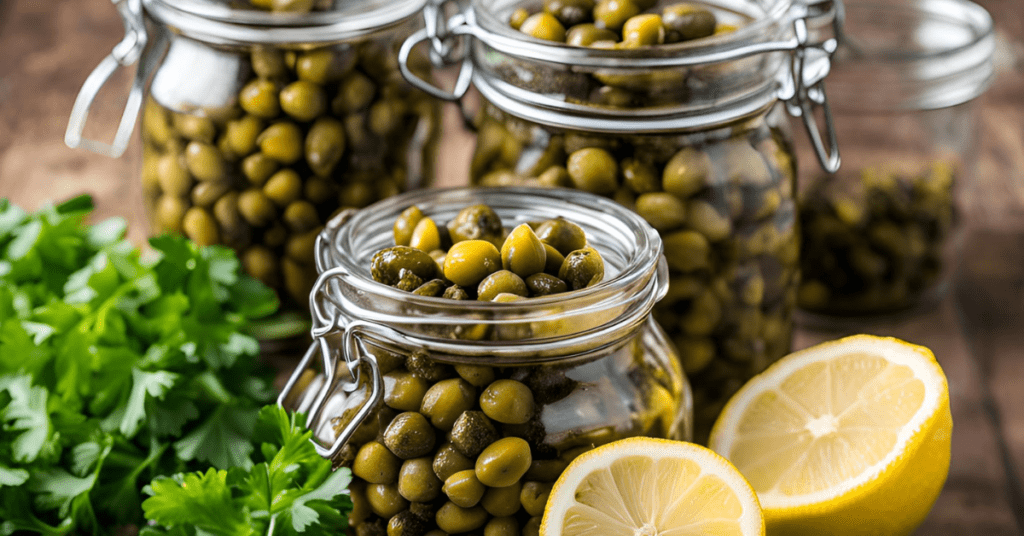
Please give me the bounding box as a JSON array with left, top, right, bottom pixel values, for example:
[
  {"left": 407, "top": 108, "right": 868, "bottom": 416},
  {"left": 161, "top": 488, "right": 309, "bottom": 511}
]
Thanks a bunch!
[
  {"left": 141, "top": 406, "right": 352, "bottom": 536},
  {"left": 0, "top": 196, "right": 279, "bottom": 534}
]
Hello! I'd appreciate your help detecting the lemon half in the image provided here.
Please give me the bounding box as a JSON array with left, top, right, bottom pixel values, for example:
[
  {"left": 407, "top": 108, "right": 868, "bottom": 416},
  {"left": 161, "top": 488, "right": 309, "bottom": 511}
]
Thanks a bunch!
[
  {"left": 709, "top": 335, "right": 952, "bottom": 536},
  {"left": 541, "top": 437, "right": 764, "bottom": 536}
]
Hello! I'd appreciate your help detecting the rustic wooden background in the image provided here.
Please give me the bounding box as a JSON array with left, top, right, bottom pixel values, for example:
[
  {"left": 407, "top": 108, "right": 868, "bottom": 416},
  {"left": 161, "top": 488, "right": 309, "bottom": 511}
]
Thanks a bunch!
[{"left": 1, "top": 0, "right": 1022, "bottom": 533}]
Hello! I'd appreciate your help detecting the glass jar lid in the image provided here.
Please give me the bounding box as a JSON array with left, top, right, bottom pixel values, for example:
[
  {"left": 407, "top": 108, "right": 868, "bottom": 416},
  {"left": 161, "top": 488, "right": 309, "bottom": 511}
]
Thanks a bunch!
[{"left": 828, "top": 0, "right": 995, "bottom": 111}]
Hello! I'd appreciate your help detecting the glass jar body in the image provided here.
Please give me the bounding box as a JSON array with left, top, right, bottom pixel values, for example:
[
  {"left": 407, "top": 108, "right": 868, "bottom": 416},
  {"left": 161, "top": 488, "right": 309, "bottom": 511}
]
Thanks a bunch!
[
  {"left": 138, "top": 13, "right": 441, "bottom": 311},
  {"left": 796, "top": 103, "right": 978, "bottom": 317},
  {"left": 283, "top": 187, "right": 691, "bottom": 535},
  {"left": 471, "top": 103, "right": 799, "bottom": 441}
]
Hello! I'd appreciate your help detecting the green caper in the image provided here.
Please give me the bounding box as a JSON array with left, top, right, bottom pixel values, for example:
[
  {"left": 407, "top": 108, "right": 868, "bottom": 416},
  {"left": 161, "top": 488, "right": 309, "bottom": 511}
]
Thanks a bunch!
[
  {"left": 593, "top": 0, "right": 640, "bottom": 32},
  {"left": 242, "top": 245, "right": 278, "bottom": 287},
  {"left": 257, "top": 122, "right": 304, "bottom": 164},
  {"left": 181, "top": 207, "right": 220, "bottom": 246},
  {"left": 621, "top": 14, "right": 666, "bottom": 47},
  {"left": 537, "top": 165, "right": 572, "bottom": 188},
  {"left": 296, "top": 47, "right": 354, "bottom": 84},
  {"left": 519, "top": 13, "right": 567, "bottom": 42},
  {"left": 278, "top": 80, "right": 327, "bottom": 122},
  {"left": 663, "top": 3, "right": 717, "bottom": 42},
  {"left": 333, "top": 72, "right": 377, "bottom": 114},
  {"left": 520, "top": 481, "right": 552, "bottom": 517},
  {"left": 398, "top": 457, "right": 442, "bottom": 502},
  {"left": 395, "top": 269, "right": 424, "bottom": 292},
  {"left": 620, "top": 157, "right": 660, "bottom": 194},
  {"left": 224, "top": 115, "right": 264, "bottom": 157},
  {"left": 157, "top": 153, "right": 192, "bottom": 196},
  {"left": 535, "top": 218, "right": 587, "bottom": 256},
  {"left": 282, "top": 200, "right": 320, "bottom": 232},
  {"left": 372, "top": 246, "right": 440, "bottom": 286},
  {"left": 442, "top": 470, "right": 486, "bottom": 508},
  {"left": 263, "top": 168, "right": 303, "bottom": 207},
  {"left": 455, "top": 364, "right": 495, "bottom": 388},
  {"left": 662, "top": 229, "right": 710, "bottom": 272},
  {"left": 475, "top": 437, "right": 532, "bottom": 488},
  {"left": 366, "top": 483, "right": 409, "bottom": 518},
  {"left": 484, "top": 516, "right": 519, "bottom": 536},
  {"left": 353, "top": 441, "right": 402, "bottom": 484},
  {"left": 304, "top": 177, "right": 335, "bottom": 204},
  {"left": 413, "top": 279, "right": 448, "bottom": 297},
  {"left": 405, "top": 351, "right": 454, "bottom": 382},
  {"left": 565, "top": 23, "right": 619, "bottom": 47},
  {"left": 241, "top": 153, "right": 280, "bottom": 185},
  {"left": 479, "top": 379, "right": 535, "bottom": 425},
  {"left": 523, "top": 458, "right": 569, "bottom": 482},
  {"left": 383, "top": 370, "right": 430, "bottom": 412},
  {"left": 500, "top": 224, "right": 547, "bottom": 278},
  {"left": 394, "top": 206, "right": 425, "bottom": 247},
  {"left": 447, "top": 204, "right": 504, "bottom": 244},
  {"left": 542, "top": 243, "right": 566, "bottom": 275},
  {"left": 449, "top": 410, "right": 499, "bottom": 458},
  {"left": 477, "top": 270, "right": 528, "bottom": 302},
  {"left": 435, "top": 502, "right": 488, "bottom": 534},
  {"left": 383, "top": 412, "right": 436, "bottom": 460},
  {"left": 443, "top": 240, "right": 502, "bottom": 287},
  {"left": 387, "top": 510, "right": 428, "bottom": 536},
  {"left": 479, "top": 481, "right": 523, "bottom": 517},
  {"left": 237, "top": 188, "right": 276, "bottom": 227},
  {"left": 240, "top": 78, "right": 281, "bottom": 119},
  {"left": 663, "top": 147, "right": 712, "bottom": 199},
  {"left": 635, "top": 192, "right": 688, "bottom": 231},
  {"left": 184, "top": 142, "right": 226, "bottom": 182},
  {"left": 558, "top": 246, "right": 605, "bottom": 290},
  {"left": 545, "top": 0, "right": 595, "bottom": 26},
  {"left": 410, "top": 217, "right": 442, "bottom": 253},
  {"left": 567, "top": 147, "right": 618, "bottom": 194},
  {"left": 525, "top": 273, "right": 568, "bottom": 296},
  {"left": 442, "top": 285, "right": 470, "bottom": 300},
  {"left": 305, "top": 116, "right": 346, "bottom": 176},
  {"left": 420, "top": 378, "right": 477, "bottom": 430},
  {"left": 433, "top": 442, "right": 475, "bottom": 482},
  {"left": 673, "top": 336, "right": 715, "bottom": 374}
]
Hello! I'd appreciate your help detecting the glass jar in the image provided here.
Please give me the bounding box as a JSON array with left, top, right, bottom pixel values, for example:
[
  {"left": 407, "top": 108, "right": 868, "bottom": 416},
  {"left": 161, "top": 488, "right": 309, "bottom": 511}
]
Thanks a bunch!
[
  {"left": 398, "top": 0, "right": 840, "bottom": 441},
  {"left": 795, "top": 0, "right": 995, "bottom": 319},
  {"left": 278, "top": 187, "right": 691, "bottom": 535},
  {"left": 67, "top": 0, "right": 442, "bottom": 326}
]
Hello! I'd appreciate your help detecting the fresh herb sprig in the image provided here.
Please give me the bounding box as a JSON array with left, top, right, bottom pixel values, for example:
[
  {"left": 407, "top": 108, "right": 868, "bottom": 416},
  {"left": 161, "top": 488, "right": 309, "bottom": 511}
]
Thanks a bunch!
[{"left": 0, "top": 196, "right": 280, "bottom": 534}]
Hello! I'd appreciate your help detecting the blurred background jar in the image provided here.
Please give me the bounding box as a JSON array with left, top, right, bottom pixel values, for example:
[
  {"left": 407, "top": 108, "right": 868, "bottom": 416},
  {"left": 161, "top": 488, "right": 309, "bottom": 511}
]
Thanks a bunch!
[
  {"left": 400, "top": 0, "right": 840, "bottom": 441},
  {"left": 280, "top": 187, "right": 691, "bottom": 534},
  {"left": 69, "top": 0, "right": 442, "bottom": 337},
  {"left": 795, "top": 0, "right": 994, "bottom": 320}
]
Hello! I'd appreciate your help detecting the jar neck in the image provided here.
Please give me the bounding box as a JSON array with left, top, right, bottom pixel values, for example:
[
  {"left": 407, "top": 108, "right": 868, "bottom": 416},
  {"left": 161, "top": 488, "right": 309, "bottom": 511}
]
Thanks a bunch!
[
  {"left": 142, "top": 0, "right": 427, "bottom": 45},
  {"left": 313, "top": 187, "right": 667, "bottom": 363}
]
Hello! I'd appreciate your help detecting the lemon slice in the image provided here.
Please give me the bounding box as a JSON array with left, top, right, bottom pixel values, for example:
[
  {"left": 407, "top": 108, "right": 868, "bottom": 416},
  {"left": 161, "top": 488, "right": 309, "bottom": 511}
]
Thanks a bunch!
[
  {"left": 540, "top": 437, "right": 764, "bottom": 536},
  {"left": 709, "top": 335, "right": 952, "bottom": 536}
]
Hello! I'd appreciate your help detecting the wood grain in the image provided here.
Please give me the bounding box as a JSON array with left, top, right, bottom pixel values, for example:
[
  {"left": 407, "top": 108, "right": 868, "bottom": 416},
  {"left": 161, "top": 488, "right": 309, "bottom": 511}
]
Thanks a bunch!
[{"left": 0, "top": 0, "right": 1022, "bottom": 533}]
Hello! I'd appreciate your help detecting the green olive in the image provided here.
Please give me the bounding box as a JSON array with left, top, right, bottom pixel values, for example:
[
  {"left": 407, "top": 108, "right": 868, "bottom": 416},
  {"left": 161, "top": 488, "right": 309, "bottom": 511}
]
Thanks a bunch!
[
  {"left": 442, "top": 469, "right": 486, "bottom": 508},
  {"left": 686, "top": 199, "right": 732, "bottom": 242},
  {"left": 509, "top": 8, "right": 530, "bottom": 29},
  {"left": 479, "top": 481, "right": 523, "bottom": 517},
  {"left": 455, "top": 364, "right": 496, "bottom": 388},
  {"left": 477, "top": 270, "right": 528, "bottom": 302},
  {"left": 366, "top": 483, "right": 409, "bottom": 518},
  {"left": 296, "top": 47, "right": 354, "bottom": 84},
  {"left": 535, "top": 218, "right": 587, "bottom": 256},
  {"left": 433, "top": 442, "right": 476, "bottom": 482},
  {"left": 544, "top": 0, "right": 595, "bottom": 27},
  {"left": 394, "top": 206, "right": 425, "bottom": 247},
  {"left": 190, "top": 180, "right": 230, "bottom": 209},
  {"left": 542, "top": 243, "right": 566, "bottom": 275},
  {"left": 519, "top": 13, "right": 567, "bottom": 42},
  {"left": 635, "top": 192, "right": 688, "bottom": 231},
  {"left": 172, "top": 113, "right": 216, "bottom": 144},
  {"left": 480, "top": 379, "right": 535, "bottom": 425},
  {"left": 593, "top": 0, "right": 640, "bottom": 32},
  {"left": 353, "top": 441, "right": 402, "bottom": 484},
  {"left": 500, "top": 224, "right": 547, "bottom": 278},
  {"left": 398, "top": 457, "right": 442, "bottom": 502},
  {"left": 157, "top": 153, "right": 192, "bottom": 196},
  {"left": 285, "top": 227, "right": 319, "bottom": 262},
  {"left": 383, "top": 370, "right": 431, "bottom": 412},
  {"left": 523, "top": 458, "right": 569, "bottom": 482},
  {"left": 410, "top": 217, "right": 442, "bottom": 253},
  {"left": 181, "top": 207, "right": 220, "bottom": 246},
  {"left": 387, "top": 510, "right": 428, "bottom": 536},
  {"left": 663, "top": 3, "right": 717, "bottom": 42},
  {"left": 567, "top": 147, "right": 618, "bottom": 195},
  {"left": 662, "top": 229, "right": 710, "bottom": 272},
  {"left": 435, "top": 502, "right": 488, "bottom": 534},
  {"left": 372, "top": 246, "right": 440, "bottom": 286},
  {"left": 520, "top": 481, "right": 552, "bottom": 517},
  {"left": 447, "top": 204, "right": 504, "bottom": 244},
  {"left": 305, "top": 116, "right": 346, "bottom": 176},
  {"left": 383, "top": 412, "right": 437, "bottom": 460},
  {"left": 558, "top": 246, "right": 605, "bottom": 290},
  {"left": 525, "top": 273, "right": 568, "bottom": 296},
  {"left": 237, "top": 188, "right": 276, "bottom": 227},
  {"left": 523, "top": 516, "right": 542, "bottom": 536},
  {"left": 449, "top": 410, "right": 499, "bottom": 458},
  {"left": 333, "top": 72, "right": 377, "bottom": 114},
  {"left": 411, "top": 279, "right": 446, "bottom": 297},
  {"left": 263, "top": 168, "right": 303, "bottom": 207},
  {"left": 279, "top": 80, "right": 327, "bottom": 122},
  {"left": 484, "top": 516, "right": 519, "bottom": 536},
  {"left": 184, "top": 142, "right": 226, "bottom": 182},
  {"left": 663, "top": 146, "right": 712, "bottom": 199},
  {"left": 621, "top": 14, "right": 666, "bottom": 47},
  {"left": 240, "top": 79, "right": 281, "bottom": 119},
  {"left": 225, "top": 115, "right": 264, "bottom": 157},
  {"left": 443, "top": 240, "right": 502, "bottom": 287},
  {"left": 282, "top": 200, "right": 320, "bottom": 232},
  {"left": 251, "top": 47, "right": 287, "bottom": 79},
  {"left": 420, "top": 379, "right": 477, "bottom": 430},
  {"left": 475, "top": 437, "right": 532, "bottom": 488},
  {"left": 241, "top": 153, "right": 280, "bottom": 185},
  {"left": 258, "top": 122, "right": 304, "bottom": 164},
  {"left": 565, "top": 23, "right": 618, "bottom": 47}
]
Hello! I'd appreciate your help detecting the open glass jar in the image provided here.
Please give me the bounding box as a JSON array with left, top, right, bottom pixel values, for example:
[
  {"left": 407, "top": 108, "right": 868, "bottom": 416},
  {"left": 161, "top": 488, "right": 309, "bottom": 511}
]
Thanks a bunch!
[
  {"left": 795, "top": 0, "right": 995, "bottom": 319},
  {"left": 67, "top": 0, "right": 442, "bottom": 328},
  {"left": 279, "top": 187, "right": 691, "bottom": 535},
  {"left": 398, "top": 0, "right": 840, "bottom": 440}
]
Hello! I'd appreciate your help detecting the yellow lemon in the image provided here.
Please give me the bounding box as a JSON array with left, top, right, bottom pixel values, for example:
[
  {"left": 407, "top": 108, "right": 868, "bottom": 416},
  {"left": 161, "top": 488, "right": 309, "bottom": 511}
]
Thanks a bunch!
[
  {"left": 709, "top": 335, "right": 952, "bottom": 536},
  {"left": 541, "top": 437, "right": 764, "bottom": 536}
]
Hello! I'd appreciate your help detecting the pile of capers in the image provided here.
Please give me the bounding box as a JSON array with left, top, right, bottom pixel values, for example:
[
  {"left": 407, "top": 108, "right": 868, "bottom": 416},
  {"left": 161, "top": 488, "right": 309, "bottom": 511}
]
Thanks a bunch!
[
  {"left": 472, "top": 107, "right": 798, "bottom": 442},
  {"left": 140, "top": 31, "right": 438, "bottom": 307},
  {"left": 798, "top": 161, "right": 957, "bottom": 315},
  {"left": 510, "top": 0, "right": 734, "bottom": 48},
  {"left": 371, "top": 204, "right": 606, "bottom": 302}
]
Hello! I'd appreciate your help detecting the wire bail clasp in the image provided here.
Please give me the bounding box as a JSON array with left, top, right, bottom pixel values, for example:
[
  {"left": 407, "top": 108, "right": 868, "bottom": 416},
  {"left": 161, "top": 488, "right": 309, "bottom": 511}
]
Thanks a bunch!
[
  {"left": 65, "top": 0, "right": 149, "bottom": 158},
  {"left": 780, "top": 0, "right": 843, "bottom": 173},
  {"left": 399, "top": 0, "right": 474, "bottom": 101}
]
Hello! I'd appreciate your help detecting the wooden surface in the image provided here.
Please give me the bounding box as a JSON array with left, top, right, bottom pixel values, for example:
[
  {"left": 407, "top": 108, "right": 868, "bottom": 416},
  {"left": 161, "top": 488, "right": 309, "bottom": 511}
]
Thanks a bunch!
[{"left": 1, "top": 0, "right": 1023, "bottom": 533}]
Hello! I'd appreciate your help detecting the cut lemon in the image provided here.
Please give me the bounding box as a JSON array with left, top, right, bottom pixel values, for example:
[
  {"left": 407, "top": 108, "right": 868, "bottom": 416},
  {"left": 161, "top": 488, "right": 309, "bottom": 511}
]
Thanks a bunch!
[
  {"left": 709, "top": 335, "right": 952, "bottom": 536},
  {"left": 540, "top": 437, "right": 764, "bottom": 536}
]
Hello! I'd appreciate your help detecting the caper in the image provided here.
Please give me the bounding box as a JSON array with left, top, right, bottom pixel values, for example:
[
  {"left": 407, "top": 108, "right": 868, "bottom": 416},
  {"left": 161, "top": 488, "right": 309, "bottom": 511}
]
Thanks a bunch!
[
  {"left": 442, "top": 285, "right": 470, "bottom": 301},
  {"left": 372, "top": 246, "right": 439, "bottom": 286},
  {"left": 433, "top": 442, "right": 475, "bottom": 482},
  {"left": 477, "top": 270, "right": 528, "bottom": 302},
  {"left": 263, "top": 168, "right": 302, "bottom": 207},
  {"left": 366, "top": 483, "right": 409, "bottom": 518},
  {"left": 251, "top": 47, "right": 287, "bottom": 79},
  {"left": 500, "top": 224, "right": 547, "bottom": 278},
  {"left": 384, "top": 370, "right": 431, "bottom": 412},
  {"left": 443, "top": 240, "right": 502, "bottom": 287},
  {"left": 413, "top": 279, "right": 448, "bottom": 297},
  {"left": 475, "top": 437, "right": 532, "bottom": 488},
  {"left": 184, "top": 142, "right": 226, "bottom": 182},
  {"left": 535, "top": 218, "right": 587, "bottom": 256},
  {"left": 173, "top": 113, "right": 216, "bottom": 144},
  {"left": 435, "top": 502, "right": 488, "bottom": 534},
  {"left": 296, "top": 47, "right": 355, "bottom": 84},
  {"left": 305, "top": 116, "right": 346, "bottom": 176},
  {"left": 241, "top": 153, "right": 280, "bottom": 185},
  {"left": 663, "top": 147, "right": 711, "bottom": 198},
  {"left": 635, "top": 192, "right": 688, "bottom": 231},
  {"left": 282, "top": 200, "right": 320, "bottom": 232},
  {"left": 662, "top": 229, "right": 710, "bottom": 272},
  {"left": 237, "top": 188, "right": 277, "bottom": 227},
  {"left": 593, "top": 0, "right": 641, "bottom": 32},
  {"left": 663, "top": 3, "right": 717, "bottom": 42},
  {"left": 383, "top": 412, "right": 437, "bottom": 460},
  {"left": 333, "top": 72, "right": 377, "bottom": 114},
  {"left": 449, "top": 410, "right": 499, "bottom": 458},
  {"left": 542, "top": 243, "right": 566, "bottom": 275},
  {"left": 442, "top": 470, "right": 485, "bottom": 508},
  {"left": 558, "top": 246, "right": 605, "bottom": 290},
  {"left": 520, "top": 481, "right": 552, "bottom": 517},
  {"left": 621, "top": 14, "right": 666, "bottom": 47},
  {"left": 455, "top": 364, "right": 496, "bottom": 388},
  {"left": 509, "top": 7, "right": 530, "bottom": 29},
  {"left": 410, "top": 217, "right": 442, "bottom": 253},
  {"left": 242, "top": 245, "right": 278, "bottom": 287},
  {"left": 394, "top": 206, "right": 425, "bottom": 247},
  {"left": 387, "top": 510, "right": 428, "bottom": 536},
  {"left": 523, "top": 458, "right": 569, "bottom": 482},
  {"left": 240, "top": 78, "right": 281, "bottom": 118},
  {"left": 398, "top": 457, "right": 442, "bottom": 502},
  {"left": 447, "top": 204, "right": 504, "bottom": 244},
  {"left": 565, "top": 23, "right": 619, "bottom": 47},
  {"left": 525, "top": 273, "right": 568, "bottom": 296},
  {"left": 479, "top": 380, "right": 535, "bottom": 425},
  {"left": 420, "top": 379, "right": 477, "bottom": 430},
  {"left": 157, "top": 153, "right": 192, "bottom": 196},
  {"left": 258, "top": 122, "right": 304, "bottom": 164},
  {"left": 484, "top": 516, "right": 519, "bottom": 536},
  {"left": 479, "top": 481, "right": 523, "bottom": 517},
  {"left": 519, "top": 13, "right": 567, "bottom": 42},
  {"left": 353, "top": 441, "right": 402, "bottom": 484},
  {"left": 567, "top": 147, "right": 618, "bottom": 194},
  {"left": 278, "top": 80, "right": 327, "bottom": 122},
  {"left": 285, "top": 227, "right": 319, "bottom": 262},
  {"left": 545, "top": 0, "right": 595, "bottom": 27}
]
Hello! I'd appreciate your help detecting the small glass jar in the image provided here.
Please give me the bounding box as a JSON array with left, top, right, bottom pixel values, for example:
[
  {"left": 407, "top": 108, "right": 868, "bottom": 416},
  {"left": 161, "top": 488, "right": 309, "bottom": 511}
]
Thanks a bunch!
[
  {"left": 795, "top": 0, "right": 994, "bottom": 319},
  {"left": 68, "top": 0, "right": 442, "bottom": 324},
  {"left": 399, "top": 0, "right": 840, "bottom": 440},
  {"left": 279, "top": 187, "right": 691, "bottom": 535}
]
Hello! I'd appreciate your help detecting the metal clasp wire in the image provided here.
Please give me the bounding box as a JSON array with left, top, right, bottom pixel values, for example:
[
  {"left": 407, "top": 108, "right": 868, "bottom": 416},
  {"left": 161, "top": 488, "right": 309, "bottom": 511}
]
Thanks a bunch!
[
  {"left": 399, "top": 0, "right": 474, "bottom": 101},
  {"left": 65, "top": 0, "right": 149, "bottom": 158}
]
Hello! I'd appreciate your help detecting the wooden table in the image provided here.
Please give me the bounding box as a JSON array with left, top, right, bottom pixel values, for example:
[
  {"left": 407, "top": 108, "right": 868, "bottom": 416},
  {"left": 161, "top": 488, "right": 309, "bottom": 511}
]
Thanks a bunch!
[{"left": 1, "top": 0, "right": 1022, "bottom": 533}]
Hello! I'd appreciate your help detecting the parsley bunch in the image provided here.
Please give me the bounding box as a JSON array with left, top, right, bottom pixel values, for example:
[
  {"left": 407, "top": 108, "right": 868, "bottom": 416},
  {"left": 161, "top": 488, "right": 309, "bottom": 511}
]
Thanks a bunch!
[{"left": 0, "top": 196, "right": 280, "bottom": 534}]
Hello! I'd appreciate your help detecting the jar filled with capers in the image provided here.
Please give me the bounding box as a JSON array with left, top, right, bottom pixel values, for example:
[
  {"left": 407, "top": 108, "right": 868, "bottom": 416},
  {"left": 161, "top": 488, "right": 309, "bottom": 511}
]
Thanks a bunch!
[
  {"left": 70, "top": 0, "right": 442, "bottom": 334},
  {"left": 397, "top": 0, "right": 841, "bottom": 440},
  {"left": 794, "top": 0, "right": 994, "bottom": 320},
  {"left": 280, "top": 187, "right": 691, "bottom": 536}
]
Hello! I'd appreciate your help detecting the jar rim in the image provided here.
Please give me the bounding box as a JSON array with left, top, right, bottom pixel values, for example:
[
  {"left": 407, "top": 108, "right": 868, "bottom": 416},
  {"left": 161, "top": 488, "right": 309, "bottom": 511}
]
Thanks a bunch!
[
  {"left": 314, "top": 187, "right": 667, "bottom": 357},
  {"left": 142, "top": 0, "right": 427, "bottom": 45}
]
